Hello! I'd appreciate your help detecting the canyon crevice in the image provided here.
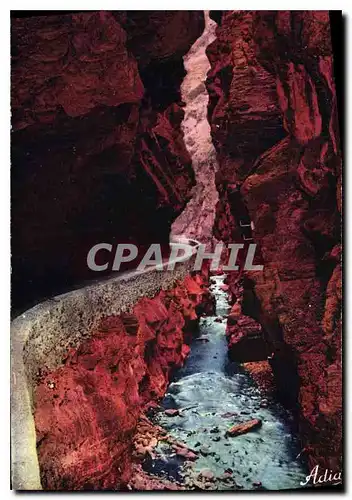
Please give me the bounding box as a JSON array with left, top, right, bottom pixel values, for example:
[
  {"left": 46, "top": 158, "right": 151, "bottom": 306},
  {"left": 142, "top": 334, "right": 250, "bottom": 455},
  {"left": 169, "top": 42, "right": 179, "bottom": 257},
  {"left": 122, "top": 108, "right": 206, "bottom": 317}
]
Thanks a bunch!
[{"left": 171, "top": 11, "right": 219, "bottom": 246}]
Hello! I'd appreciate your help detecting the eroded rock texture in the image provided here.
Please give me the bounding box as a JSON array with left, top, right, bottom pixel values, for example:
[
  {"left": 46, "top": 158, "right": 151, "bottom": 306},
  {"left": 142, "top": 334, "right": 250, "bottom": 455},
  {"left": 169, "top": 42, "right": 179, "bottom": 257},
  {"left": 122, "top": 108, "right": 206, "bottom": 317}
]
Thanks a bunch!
[
  {"left": 11, "top": 11, "right": 204, "bottom": 311},
  {"left": 34, "top": 271, "right": 211, "bottom": 490},
  {"left": 207, "top": 11, "right": 342, "bottom": 471}
]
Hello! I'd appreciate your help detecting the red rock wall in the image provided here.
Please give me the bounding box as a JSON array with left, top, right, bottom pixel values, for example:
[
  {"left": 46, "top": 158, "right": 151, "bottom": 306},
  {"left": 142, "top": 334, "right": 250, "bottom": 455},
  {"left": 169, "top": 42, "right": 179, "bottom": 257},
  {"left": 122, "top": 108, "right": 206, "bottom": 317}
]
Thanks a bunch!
[
  {"left": 33, "top": 271, "right": 211, "bottom": 490},
  {"left": 207, "top": 11, "right": 342, "bottom": 471},
  {"left": 11, "top": 11, "right": 204, "bottom": 311}
]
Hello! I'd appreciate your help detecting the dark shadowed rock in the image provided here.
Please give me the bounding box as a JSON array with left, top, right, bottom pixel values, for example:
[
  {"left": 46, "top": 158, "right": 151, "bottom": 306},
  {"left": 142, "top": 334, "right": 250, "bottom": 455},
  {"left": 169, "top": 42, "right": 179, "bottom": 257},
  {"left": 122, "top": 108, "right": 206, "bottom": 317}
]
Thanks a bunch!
[{"left": 11, "top": 11, "right": 204, "bottom": 311}]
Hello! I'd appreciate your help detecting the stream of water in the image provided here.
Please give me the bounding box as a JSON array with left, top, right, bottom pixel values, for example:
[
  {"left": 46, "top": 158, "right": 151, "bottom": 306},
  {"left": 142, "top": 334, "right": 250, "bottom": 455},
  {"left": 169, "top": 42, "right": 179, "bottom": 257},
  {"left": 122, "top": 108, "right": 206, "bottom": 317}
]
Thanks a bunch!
[{"left": 144, "top": 275, "right": 308, "bottom": 490}]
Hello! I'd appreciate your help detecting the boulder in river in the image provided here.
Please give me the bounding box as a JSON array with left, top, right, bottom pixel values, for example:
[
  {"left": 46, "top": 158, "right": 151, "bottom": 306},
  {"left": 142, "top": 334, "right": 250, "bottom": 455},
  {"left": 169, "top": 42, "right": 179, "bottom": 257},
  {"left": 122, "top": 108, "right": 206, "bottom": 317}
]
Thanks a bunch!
[
  {"left": 199, "top": 445, "right": 212, "bottom": 456},
  {"left": 221, "top": 411, "right": 239, "bottom": 418},
  {"left": 198, "top": 469, "right": 215, "bottom": 481},
  {"left": 175, "top": 447, "right": 198, "bottom": 461},
  {"left": 195, "top": 336, "right": 209, "bottom": 342},
  {"left": 164, "top": 409, "right": 179, "bottom": 417},
  {"left": 225, "top": 418, "right": 262, "bottom": 437}
]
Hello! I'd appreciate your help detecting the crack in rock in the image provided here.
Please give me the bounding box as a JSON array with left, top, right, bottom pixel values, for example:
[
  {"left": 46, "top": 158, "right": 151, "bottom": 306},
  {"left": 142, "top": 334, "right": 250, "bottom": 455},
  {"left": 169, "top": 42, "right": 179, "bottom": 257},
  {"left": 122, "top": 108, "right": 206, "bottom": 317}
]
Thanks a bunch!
[{"left": 171, "top": 11, "right": 219, "bottom": 247}]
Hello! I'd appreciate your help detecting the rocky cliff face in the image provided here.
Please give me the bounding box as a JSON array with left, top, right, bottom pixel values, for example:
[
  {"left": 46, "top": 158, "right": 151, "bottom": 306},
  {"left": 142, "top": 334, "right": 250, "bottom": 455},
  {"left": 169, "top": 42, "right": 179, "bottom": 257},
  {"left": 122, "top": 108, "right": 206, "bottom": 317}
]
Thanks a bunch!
[
  {"left": 34, "top": 270, "right": 212, "bottom": 490},
  {"left": 206, "top": 11, "right": 342, "bottom": 471},
  {"left": 11, "top": 11, "right": 204, "bottom": 311}
]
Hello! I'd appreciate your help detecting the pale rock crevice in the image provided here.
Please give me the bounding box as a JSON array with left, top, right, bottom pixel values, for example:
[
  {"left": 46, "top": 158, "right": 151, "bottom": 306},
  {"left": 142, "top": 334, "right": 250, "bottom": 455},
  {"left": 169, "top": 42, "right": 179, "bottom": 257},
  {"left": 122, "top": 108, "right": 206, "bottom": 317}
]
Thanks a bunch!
[{"left": 171, "top": 11, "right": 219, "bottom": 247}]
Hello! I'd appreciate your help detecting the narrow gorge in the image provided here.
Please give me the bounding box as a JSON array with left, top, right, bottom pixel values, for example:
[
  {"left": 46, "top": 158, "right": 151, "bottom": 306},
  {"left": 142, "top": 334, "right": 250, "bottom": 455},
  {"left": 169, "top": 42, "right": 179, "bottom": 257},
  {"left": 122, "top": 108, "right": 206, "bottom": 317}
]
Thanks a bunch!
[{"left": 11, "top": 10, "right": 342, "bottom": 491}]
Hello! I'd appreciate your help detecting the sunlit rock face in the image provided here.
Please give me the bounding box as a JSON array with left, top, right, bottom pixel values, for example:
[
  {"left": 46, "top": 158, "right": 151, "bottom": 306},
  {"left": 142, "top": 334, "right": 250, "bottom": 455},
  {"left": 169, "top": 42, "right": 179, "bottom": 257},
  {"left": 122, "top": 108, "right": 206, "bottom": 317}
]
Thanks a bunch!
[
  {"left": 171, "top": 12, "right": 219, "bottom": 246},
  {"left": 11, "top": 11, "right": 204, "bottom": 312},
  {"left": 206, "top": 11, "right": 342, "bottom": 472}
]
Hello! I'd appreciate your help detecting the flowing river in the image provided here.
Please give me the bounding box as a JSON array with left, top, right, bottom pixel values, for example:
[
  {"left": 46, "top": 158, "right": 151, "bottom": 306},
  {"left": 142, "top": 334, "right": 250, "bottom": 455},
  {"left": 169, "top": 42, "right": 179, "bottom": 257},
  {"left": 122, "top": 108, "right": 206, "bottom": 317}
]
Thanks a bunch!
[{"left": 144, "top": 275, "right": 308, "bottom": 490}]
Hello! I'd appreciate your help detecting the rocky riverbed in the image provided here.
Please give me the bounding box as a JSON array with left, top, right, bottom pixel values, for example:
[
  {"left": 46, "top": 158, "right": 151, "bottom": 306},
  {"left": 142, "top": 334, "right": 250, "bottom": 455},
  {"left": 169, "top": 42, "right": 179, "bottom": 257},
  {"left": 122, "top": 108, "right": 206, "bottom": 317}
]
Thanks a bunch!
[{"left": 141, "top": 275, "right": 308, "bottom": 491}]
